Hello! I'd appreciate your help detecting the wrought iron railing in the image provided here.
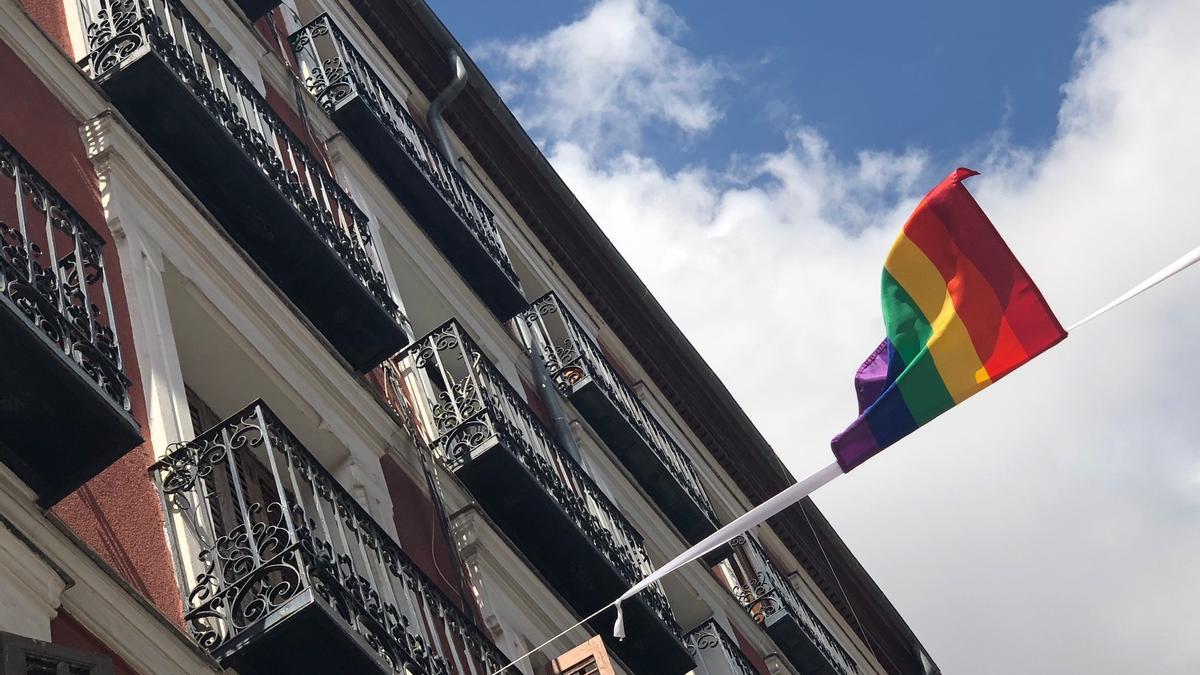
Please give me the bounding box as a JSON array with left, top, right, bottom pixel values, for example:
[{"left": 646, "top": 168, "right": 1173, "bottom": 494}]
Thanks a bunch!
[
  {"left": 725, "top": 534, "right": 857, "bottom": 674},
  {"left": 381, "top": 320, "right": 679, "bottom": 636},
  {"left": 522, "top": 293, "right": 717, "bottom": 524},
  {"left": 288, "top": 14, "right": 518, "bottom": 289},
  {"left": 82, "top": 0, "right": 399, "bottom": 323},
  {"left": 684, "top": 619, "right": 759, "bottom": 675},
  {"left": 151, "top": 401, "right": 507, "bottom": 674},
  {"left": 0, "top": 135, "right": 130, "bottom": 412}
]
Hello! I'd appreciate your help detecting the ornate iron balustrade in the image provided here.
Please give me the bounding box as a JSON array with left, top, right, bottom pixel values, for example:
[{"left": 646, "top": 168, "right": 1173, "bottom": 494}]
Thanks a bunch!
[
  {"left": 725, "top": 534, "right": 857, "bottom": 675},
  {"left": 0, "top": 135, "right": 130, "bottom": 413},
  {"left": 82, "top": 0, "right": 400, "bottom": 331},
  {"left": 522, "top": 293, "right": 718, "bottom": 531},
  {"left": 381, "top": 320, "right": 678, "bottom": 636},
  {"left": 151, "top": 401, "right": 507, "bottom": 674},
  {"left": 289, "top": 15, "right": 518, "bottom": 291},
  {"left": 684, "top": 619, "right": 759, "bottom": 675}
]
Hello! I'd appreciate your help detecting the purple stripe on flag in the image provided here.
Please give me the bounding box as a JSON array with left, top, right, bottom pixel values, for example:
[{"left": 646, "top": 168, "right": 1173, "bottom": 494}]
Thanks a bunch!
[
  {"left": 831, "top": 419, "right": 882, "bottom": 471},
  {"left": 833, "top": 338, "right": 919, "bottom": 471},
  {"left": 854, "top": 339, "right": 892, "bottom": 413}
]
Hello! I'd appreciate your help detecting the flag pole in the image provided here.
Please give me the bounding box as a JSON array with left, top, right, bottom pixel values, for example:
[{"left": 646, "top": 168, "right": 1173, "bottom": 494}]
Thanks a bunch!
[
  {"left": 1067, "top": 244, "right": 1200, "bottom": 331},
  {"left": 489, "top": 460, "right": 844, "bottom": 674},
  {"left": 488, "top": 241, "right": 1199, "bottom": 675},
  {"left": 612, "top": 460, "right": 843, "bottom": 638}
]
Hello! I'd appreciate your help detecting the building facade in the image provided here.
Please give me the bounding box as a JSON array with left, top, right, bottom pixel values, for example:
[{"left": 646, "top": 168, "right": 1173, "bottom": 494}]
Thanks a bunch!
[{"left": 0, "top": 0, "right": 938, "bottom": 672}]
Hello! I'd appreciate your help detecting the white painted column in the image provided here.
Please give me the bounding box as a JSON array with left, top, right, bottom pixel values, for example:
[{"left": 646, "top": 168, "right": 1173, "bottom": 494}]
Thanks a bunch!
[{"left": 82, "top": 114, "right": 204, "bottom": 607}]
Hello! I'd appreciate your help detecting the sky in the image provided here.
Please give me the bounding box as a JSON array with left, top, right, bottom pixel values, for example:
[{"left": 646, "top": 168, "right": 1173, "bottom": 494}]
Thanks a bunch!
[{"left": 431, "top": 0, "right": 1200, "bottom": 672}]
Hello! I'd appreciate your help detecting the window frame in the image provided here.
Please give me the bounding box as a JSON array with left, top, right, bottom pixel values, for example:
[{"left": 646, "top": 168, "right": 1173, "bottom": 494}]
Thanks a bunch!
[{"left": 0, "top": 631, "right": 115, "bottom": 675}]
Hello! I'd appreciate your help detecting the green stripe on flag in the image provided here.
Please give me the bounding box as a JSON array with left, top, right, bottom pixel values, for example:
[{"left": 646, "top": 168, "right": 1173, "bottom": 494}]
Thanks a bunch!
[
  {"left": 882, "top": 269, "right": 931, "bottom": 364},
  {"left": 881, "top": 269, "right": 955, "bottom": 424},
  {"left": 896, "top": 350, "right": 955, "bottom": 424}
]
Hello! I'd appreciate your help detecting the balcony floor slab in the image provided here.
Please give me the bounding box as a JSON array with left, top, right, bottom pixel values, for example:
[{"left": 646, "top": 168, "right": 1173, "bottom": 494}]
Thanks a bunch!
[
  {"left": 0, "top": 295, "right": 141, "bottom": 506},
  {"left": 328, "top": 96, "right": 527, "bottom": 321},
  {"left": 568, "top": 376, "right": 718, "bottom": 545}
]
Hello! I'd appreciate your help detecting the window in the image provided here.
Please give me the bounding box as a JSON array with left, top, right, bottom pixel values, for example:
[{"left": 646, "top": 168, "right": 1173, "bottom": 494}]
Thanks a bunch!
[
  {"left": 185, "top": 389, "right": 288, "bottom": 558},
  {"left": 0, "top": 632, "right": 113, "bottom": 675}
]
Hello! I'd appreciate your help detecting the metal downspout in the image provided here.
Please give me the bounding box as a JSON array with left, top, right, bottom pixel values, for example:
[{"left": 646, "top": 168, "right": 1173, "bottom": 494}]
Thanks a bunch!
[
  {"left": 427, "top": 49, "right": 468, "bottom": 162},
  {"left": 519, "top": 320, "right": 584, "bottom": 464},
  {"left": 427, "top": 50, "right": 583, "bottom": 464}
]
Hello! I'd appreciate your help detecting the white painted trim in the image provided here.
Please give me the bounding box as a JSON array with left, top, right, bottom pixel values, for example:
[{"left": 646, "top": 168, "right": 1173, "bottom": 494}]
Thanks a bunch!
[
  {"left": 0, "top": 471, "right": 68, "bottom": 642},
  {"left": 326, "top": 127, "right": 530, "bottom": 368},
  {"left": 452, "top": 506, "right": 587, "bottom": 675},
  {"left": 0, "top": 467, "right": 219, "bottom": 672},
  {"left": 84, "top": 112, "right": 399, "bottom": 459},
  {"left": 324, "top": 134, "right": 412, "bottom": 334}
]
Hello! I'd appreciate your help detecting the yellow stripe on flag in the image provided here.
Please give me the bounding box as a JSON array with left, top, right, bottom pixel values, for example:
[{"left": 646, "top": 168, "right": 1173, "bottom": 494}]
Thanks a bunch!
[
  {"left": 885, "top": 233, "right": 945, "bottom": 321},
  {"left": 927, "top": 294, "right": 992, "bottom": 402},
  {"left": 885, "top": 233, "right": 991, "bottom": 403}
]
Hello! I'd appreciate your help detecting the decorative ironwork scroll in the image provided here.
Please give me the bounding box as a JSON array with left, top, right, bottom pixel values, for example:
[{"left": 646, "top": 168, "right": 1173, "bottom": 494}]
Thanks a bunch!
[
  {"left": 151, "top": 401, "right": 508, "bottom": 673},
  {"left": 384, "top": 320, "right": 681, "bottom": 637},
  {"left": 0, "top": 134, "right": 131, "bottom": 412},
  {"left": 289, "top": 14, "right": 519, "bottom": 289},
  {"left": 726, "top": 534, "right": 858, "bottom": 674},
  {"left": 522, "top": 292, "right": 718, "bottom": 525},
  {"left": 684, "top": 619, "right": 759, "bottom": 675}
]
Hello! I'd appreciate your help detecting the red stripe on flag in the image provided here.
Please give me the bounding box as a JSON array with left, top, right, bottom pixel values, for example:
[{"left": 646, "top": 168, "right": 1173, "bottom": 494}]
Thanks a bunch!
[
  {"left": 924, "top": 173, "right": 1065, "bottom": 356},
  {"left": 903, "top": 207, "right": 1007, "bottom": 374}
]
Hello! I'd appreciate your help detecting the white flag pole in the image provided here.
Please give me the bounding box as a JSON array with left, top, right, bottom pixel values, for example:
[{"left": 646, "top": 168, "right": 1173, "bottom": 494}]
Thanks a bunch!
[
  {"left": 1067, "top": 245, "right": 1200, "bottom": 331},
  {"left": 611, "top": 460, "right": 844, "bottom": 638},
  {"left": 489, "top": 460, "right": 844, "bottom": 674},
  {"left": 488, "top": 242, "right": 1200, "bottom": 675}
]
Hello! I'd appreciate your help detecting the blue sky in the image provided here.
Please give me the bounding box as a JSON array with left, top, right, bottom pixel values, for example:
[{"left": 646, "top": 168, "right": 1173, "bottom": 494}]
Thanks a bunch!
[
  {"left": 429, "top": 1, "right": 1200, "bottom": 672},
  {"left": 435, "top": 0, "right": 1103, "bottom": 174}
]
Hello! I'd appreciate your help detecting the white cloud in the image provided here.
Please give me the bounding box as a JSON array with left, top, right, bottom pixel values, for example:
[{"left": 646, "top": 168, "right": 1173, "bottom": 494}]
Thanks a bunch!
[
  {"left": 478, "top": 0, "right": 1200, "bottom": 672},
  {"left": 474, "top": 0, "right": 722, "bottom": 152}
]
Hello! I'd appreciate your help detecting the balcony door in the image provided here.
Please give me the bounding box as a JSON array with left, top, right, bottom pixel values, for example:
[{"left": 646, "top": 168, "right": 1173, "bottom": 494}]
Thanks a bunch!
[{"left": 185, "top": 389, "right": 292, "bottom": 585}]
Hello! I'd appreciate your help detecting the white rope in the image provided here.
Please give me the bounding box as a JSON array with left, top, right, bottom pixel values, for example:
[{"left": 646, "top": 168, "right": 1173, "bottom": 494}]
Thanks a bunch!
[
  {"left": 488, "top": 603, "right": 615, "bottom": 675},
  {"left": 488, "top": 243, "right": 1200, "bottom": 674},
  {"left": 1067, "top": 244, "right": 1200, "bottom": 331}
]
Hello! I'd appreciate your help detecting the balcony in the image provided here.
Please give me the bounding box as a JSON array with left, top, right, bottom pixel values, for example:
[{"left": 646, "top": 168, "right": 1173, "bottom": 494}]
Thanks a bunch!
[
  {"left": 83, "top": 0, "right": 406, "bottom": 371},
  {"left": 0, "top": 135, "right": 140, "bottom": 506},
  {"left": 684, "top": 620, "right": 759, "bottom": 675},
  {"left": 521, "top": 293, "right": 718, "bottom": 544},
  {"left": 289, "top": 16, "right": 526, "bottom": 320},
  {"left": 382, "top": 321, "right": 693, "bottom": 675},
  {"left": 722, "top": 534, "right": 857, "bottom": 675},
  {"left": 150, "top": 400, "right": 507, "bottom": 675}
]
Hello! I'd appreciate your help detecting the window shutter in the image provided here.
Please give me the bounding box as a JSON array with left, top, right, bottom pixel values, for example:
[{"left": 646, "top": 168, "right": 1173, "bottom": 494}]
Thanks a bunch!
[{"left": 545, "top": 636, "right": 616, "bottom": 675}]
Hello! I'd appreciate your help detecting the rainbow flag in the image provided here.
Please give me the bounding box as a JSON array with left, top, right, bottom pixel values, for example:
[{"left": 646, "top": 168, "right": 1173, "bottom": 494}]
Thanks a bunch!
[{"left": 832, "top": 168, "right": 1066, "bottom": 471}]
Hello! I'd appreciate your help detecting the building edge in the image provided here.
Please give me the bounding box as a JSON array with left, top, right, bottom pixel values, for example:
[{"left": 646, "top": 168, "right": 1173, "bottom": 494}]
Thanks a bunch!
[{"left": 349, "top": 2, "right": 939, "bottom": 672}]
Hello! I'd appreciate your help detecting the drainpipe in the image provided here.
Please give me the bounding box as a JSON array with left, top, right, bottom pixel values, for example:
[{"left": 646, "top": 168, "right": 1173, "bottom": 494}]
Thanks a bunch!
[
  {"left": 427, "top": 50, "right": 583, "bottom": 465},
  {"left": 427, "top": 49, "right": 468, "bottom": 164},
  {"left": 518, "top": 320, "right": 584, "bottom": 465}
]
